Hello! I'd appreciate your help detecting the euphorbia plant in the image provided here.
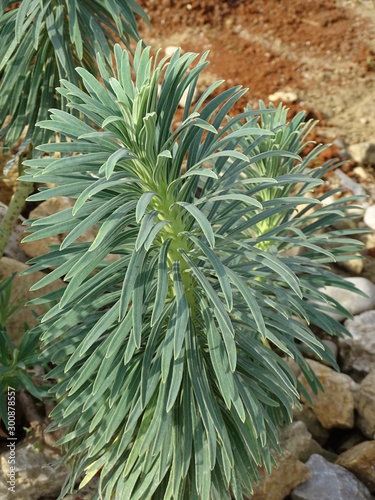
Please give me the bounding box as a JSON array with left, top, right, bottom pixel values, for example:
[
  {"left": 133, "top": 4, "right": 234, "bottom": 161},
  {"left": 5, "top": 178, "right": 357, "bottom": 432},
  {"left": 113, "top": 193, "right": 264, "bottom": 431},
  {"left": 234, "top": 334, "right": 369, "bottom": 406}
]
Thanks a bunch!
[{"left": 21, "top": 44, "right": 364, "bottom": 499}]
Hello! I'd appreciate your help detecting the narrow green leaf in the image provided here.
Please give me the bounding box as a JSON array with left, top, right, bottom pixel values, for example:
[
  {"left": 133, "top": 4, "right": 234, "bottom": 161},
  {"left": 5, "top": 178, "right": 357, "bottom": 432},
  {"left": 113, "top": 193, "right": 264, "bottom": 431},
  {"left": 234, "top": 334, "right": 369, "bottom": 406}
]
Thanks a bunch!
[
  {"left": 181, "top": 251, "right": 236, "bottom": 372},
  {"left": 136, "top": 192, "right": 156, "bottom": 223},
  {"left": 151, "top": 239, "right": 172, "bottom": 326},
  {"left": 172, "top": 261, "right": 189, "bottom": 359},
  {"left": 176, "top": 202, "right": 215, "bottom": 249},
  {"left": 120, "top": 246, "right": 147, "bottom": 319},
  {"left": 188, "top": 234, "right": 233, "bottom": 311}
]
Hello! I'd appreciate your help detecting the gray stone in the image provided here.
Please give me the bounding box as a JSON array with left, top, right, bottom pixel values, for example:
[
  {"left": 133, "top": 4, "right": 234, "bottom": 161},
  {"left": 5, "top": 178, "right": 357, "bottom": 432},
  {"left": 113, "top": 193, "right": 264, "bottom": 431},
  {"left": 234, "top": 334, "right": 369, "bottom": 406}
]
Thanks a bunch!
[
  {"left": 335, "top": 169, "right": 368, "bottom": 198},
  {"left": 317, "top": 277, "right": 375, "bottom": 322},
  {"left": 339, "top": 310, "right": 375, "bottom": 374},
  {"left": 364, "top": 204, "right": 375, "bottom": 231},
  {"left": 348, "top": 141, "right": 375, "bottom": 165},
  {"left": 0, "top": 437, "right": 68, "bottom": 500},
  {"left": 355, "top": 370, "right": 375, "bottom": 439},
  {"left": 64, "top": 477, "right": 100, "bottom": 500},
  {"left": 291, "top": 454, "right": 373, "bottom": 500}
]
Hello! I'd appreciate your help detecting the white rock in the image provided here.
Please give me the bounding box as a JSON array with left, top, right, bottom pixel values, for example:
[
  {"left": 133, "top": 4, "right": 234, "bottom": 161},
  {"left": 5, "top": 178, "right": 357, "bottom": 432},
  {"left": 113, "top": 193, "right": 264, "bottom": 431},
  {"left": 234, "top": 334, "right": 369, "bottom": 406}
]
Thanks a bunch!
[
  {"left": 353, "top": 166, "right": 370, "bottom": 181},
  {"left": 268, "top": 90, "right": 298, "bottom": 103},
  {"left": 317, "top": 277, "right": 375, "bottom": 322},
  {"left": 348, "top": 141, "right": 375, "bottom": 165},
  {"left": 339, "top": 310, "right": 375, "bottom": 374},
  {"left": 164, "top": 46, "right": 180, "bottom": 57},
  {"left": 158, "top": 79, "right": 199, "bottom": 109},
  {"left": 178, "top": 86, "right": 199, "bottom": 109},
  {"left": 364, "top": 204, "right": 375, "bottom": 230}
]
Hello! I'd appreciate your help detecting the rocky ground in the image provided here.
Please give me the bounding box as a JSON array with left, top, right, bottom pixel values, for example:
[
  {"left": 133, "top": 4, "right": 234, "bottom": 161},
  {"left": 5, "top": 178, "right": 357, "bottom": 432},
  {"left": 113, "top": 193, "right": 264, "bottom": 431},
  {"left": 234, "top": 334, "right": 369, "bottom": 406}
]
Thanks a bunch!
[{"left": 1, "top": 0, "right": 375, "bottom": 499}]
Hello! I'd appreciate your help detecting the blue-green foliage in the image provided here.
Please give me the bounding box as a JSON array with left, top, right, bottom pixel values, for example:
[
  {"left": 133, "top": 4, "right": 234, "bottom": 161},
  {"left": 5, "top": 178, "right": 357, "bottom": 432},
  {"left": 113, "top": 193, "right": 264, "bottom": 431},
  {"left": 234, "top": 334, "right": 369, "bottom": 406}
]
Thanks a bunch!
[{"left": 21, "top": 43, "right": 365, "bottom": 499}]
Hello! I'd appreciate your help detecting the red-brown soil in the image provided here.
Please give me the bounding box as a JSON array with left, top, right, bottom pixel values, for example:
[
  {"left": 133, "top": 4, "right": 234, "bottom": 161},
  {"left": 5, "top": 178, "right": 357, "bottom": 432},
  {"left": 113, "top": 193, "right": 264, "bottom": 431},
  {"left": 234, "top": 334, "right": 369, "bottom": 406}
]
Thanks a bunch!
[{"left": 136, "top": 0, "right": 375, "bottom": 179}]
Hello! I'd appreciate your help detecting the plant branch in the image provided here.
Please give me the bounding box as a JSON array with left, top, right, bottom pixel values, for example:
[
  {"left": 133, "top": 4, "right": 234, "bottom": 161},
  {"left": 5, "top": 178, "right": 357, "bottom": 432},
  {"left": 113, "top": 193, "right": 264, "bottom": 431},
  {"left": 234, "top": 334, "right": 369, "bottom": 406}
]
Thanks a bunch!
[{"left": 0, "top": 177, "right": 33, "bottom": 259}]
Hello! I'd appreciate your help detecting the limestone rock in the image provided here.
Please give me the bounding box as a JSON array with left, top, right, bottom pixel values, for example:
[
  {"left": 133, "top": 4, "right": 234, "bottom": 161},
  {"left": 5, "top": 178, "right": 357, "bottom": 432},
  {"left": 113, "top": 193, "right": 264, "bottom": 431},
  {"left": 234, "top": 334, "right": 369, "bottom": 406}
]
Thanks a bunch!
[
  {"left": 355, "top": 370, "right": 375, "bottom": 438},
  {"left": 339, "top": 310, "right": 375, "bottom": 374},
  {"left": 0, "top": 437, "right": 68, "bottom": 500},
  {"left": 293, "top": 404, "right": 329, "bottom": 445},
  {"left": 0, "top": 257, "right": 64, "bottom": 343},
  {"left": 250, "top": 451, "right": 311, "bottom": 500},
  {"left": 336, "top": 440, "right": 375, "bottom": 493},
  {"left": 268, "top": 90, "right": 298, "bottom": 103},
  {"left": 298, "top": 360, "right": 355, "bottom": 429},
  {"left": 279, "top": 421, "right": 323, "bottom": 463},
  {"left": 364, "top": 204, "right": 375, "bottom": 231},
  {"left": 178, "top": 86, "right": 199, "bottom": 108},
  {"left": 336, "top": 256, "right": 364, "bottom": 275},
  {"left": 317, "top": 277, "right": 375, "bottom": 322},
  {"left": 348, "top": 141, "right": 375, "bottom": 165},
  {"left": 291, "top": 454, "right": 373, "bottom": 500}
]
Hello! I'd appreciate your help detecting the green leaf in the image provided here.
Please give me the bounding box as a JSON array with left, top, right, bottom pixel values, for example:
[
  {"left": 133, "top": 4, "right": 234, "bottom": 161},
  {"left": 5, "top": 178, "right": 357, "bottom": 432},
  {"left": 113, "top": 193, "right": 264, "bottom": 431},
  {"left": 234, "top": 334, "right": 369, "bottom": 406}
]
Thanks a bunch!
[
  {"left": 226, "top": 268, "right": 267, "bottom": 341},
  {"left": 120, "top": 246, "right": 147, "bottom": 319},
  {"left": 136, "top": 192, "right": 156, "bottom": 223},
  {"left": 176, "top": 202, "right": 215, "bottom": 249},
  {"left": 166, "top": 347, "right": 185, "bottom": 412},
  {"left": 151, "top": 239, "right": 173, "bottom": 326},
  {"left": 188, "top": 234, "right": 233, "bottom": 310},
  {"left": 172, "top": 261, "right": 189, "bottom": 359},
  {"left": 181, "top": 251, "right": 236, "bottom": 372},
  {"left": 89, "top": 200, "right": 137, "bottom": 251},
  {"left": 135, "top": 211, "right": 158, "bottom": 250},
  {"left": 102, "top": 148, "right": 136, "bottom": 179}
]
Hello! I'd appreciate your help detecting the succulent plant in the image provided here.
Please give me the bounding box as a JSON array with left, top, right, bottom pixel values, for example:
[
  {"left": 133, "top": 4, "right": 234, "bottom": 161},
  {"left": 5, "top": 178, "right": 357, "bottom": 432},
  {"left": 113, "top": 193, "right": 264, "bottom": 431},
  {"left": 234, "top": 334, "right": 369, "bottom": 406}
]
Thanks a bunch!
[{"left": 21, "top": 43, "right": 364, "bottom": 499}]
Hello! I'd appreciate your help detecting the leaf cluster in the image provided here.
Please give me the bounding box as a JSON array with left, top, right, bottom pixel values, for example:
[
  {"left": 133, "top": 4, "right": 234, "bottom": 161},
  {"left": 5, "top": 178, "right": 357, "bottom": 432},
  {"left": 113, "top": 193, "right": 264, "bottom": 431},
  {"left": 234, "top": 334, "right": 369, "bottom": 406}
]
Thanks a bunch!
[
  {"left": 22, "top": 43, "right": 365, "bottom": 499},
  {"left": 0, "top": 0, "right": 149, "bottom": 153}
]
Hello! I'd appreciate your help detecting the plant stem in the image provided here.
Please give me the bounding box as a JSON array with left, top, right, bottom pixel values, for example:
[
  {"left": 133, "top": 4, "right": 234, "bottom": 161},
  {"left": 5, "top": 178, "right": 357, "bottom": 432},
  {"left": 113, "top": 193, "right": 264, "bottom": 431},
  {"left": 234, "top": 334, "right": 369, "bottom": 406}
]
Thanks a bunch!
[{"left": 0, "top": 178, "right": 33, "bottom": 259}]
